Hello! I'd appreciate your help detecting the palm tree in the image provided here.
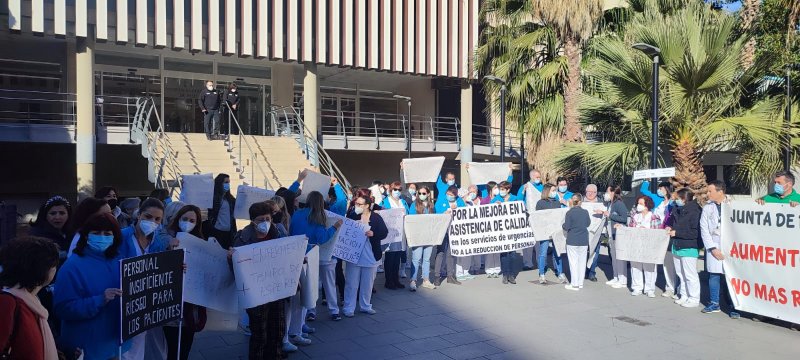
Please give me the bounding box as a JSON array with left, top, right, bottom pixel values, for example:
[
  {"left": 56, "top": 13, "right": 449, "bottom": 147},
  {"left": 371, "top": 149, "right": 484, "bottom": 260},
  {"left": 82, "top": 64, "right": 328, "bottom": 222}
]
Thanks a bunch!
[
  {"left": 740, "top": 0, "right": 761, "bottom": 69},
  {"left": 556, "top": 0, "right": 795, "bottom": 200}
]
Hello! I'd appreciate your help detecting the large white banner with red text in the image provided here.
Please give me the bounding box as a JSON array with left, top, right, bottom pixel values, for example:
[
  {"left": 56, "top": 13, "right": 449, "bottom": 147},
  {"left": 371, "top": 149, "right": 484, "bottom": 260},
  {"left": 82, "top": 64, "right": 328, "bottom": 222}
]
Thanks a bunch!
[{"left": 721, "top": 201, "right": 800, "bottom": 324}]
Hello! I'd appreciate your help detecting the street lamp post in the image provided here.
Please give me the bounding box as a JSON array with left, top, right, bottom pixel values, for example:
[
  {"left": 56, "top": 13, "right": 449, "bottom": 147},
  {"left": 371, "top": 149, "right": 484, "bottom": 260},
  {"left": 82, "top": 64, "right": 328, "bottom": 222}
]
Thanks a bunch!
[
  {"left": 484, "top": 75, "right": 507, "bottom": 162},
  {"left": 394, "top": 95, "right": 412, "bottom": 160},
  {"left": 632, "top": 43, "right": 661, "bottom": 192}
]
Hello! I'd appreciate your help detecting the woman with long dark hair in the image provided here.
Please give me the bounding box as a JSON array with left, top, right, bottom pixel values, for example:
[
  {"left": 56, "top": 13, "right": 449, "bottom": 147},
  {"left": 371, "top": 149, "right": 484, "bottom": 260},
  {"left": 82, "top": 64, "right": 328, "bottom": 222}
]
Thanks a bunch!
[
  {"left": 95, "top": 186, "right": 120, "bottom": 218},
  {"left": 29, "top": 196, "right": 73, "bottom": 255},
  {"left": 66, "top": 198, "right": 112, "bottom": 256},
  {"left": 208, "top": 174, "right": 237, "bottom": 249},
  {"left": 407, "top": 186, "right": 437, "bottom": 291},
  {"left": 665, "top": 188, "right": 702, "bottom": 308},
  {"left": 343, "top": 193, "right": 388, "bottom": 317}
]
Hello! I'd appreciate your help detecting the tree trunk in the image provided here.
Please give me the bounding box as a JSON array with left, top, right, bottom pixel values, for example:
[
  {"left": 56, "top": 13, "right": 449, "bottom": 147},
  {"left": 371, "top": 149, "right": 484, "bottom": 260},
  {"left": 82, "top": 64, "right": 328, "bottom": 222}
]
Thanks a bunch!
[
  {"left": 562, "top": 36, "right": 583, "bottom": 142},
  {"left": 671, "top": 132, "right": 708, "bottom": 203},
  {"left": 739, "top": 0, "right": 760, "bottom": 69}
]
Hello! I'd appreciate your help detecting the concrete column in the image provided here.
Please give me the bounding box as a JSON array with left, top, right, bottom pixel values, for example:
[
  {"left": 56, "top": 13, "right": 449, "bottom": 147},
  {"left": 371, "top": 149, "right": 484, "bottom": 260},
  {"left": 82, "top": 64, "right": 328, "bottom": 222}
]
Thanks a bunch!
[
  {"left": 460, "top": 83, "right": 473, "bottom": 186},
  {"left": 303, "top": 62, "right": 320, "bottom": 143},
  {"left": 271, "top": 63, "right": 295, "bottom": 107},
  {"left": 76, "top": 38, "right": 95, "bottom": 199}
]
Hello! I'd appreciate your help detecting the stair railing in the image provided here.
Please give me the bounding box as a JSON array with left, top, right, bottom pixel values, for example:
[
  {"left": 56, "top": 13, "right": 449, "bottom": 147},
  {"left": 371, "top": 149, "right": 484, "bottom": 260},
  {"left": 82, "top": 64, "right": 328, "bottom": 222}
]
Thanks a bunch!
[
  {"left": 129, "top": 97, "right": 182, "bottom": 198},
  {"left": 223, "top": 102, "right": 275, "bottom": 189}
]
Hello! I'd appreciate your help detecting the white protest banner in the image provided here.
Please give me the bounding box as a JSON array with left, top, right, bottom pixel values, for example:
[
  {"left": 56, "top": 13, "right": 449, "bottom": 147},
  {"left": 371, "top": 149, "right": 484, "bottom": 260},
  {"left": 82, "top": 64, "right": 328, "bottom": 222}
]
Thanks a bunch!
[
  {"left": 632, "top": 167, "right": 675, "bottom": 181},
  {"left": 405, "top": 214, "right": 452, "bottom": 247},
  {"left": 551, "top": 216, "right": 606, "bottom": 256},
  {"left": 449, "top": 201, "right": 537, "bottom": 256},
  {"left": 234, "top": 185, "right": 276, "bottom": 220},
  {"left": 299, "top": 169, "right": 331, "bottom": 202},
  {"left": 523, "top": 184, "right": 542, "bottom": 213},
  {"left": 319, "top": 211, "right": 344, "bottom": 262},
  {"left": 581, "top": 202, "right": 607, "bottom": 214},
  {"left": 331, "top": 217, "right": 371, "bottom": 264},
  {"left": 376, "top": 208, "right": 406, "bottom": 246},
  {"left": 722, "top": 201, "right": 800, "bottom": 325},
  {"left": 402, "top": 156, "right": 445, "bottom": 183},
  {"left": 530, "top": 208, "right": 568, "bottom": 240},
  {"left": 301, "top": 246, "right": 319, "bottom": 309},
  {"left": 467, "top": 162, "right": 511, "bottom": 185},
  {"left": 551, "top": 230, "right": 567, "bottom": 255},
  {"left": 231, "top": 235, "right": 308, "bottom": 309},
  {"left": 177, "top": 233, "right": 237, "bottom": 313},
  {"left": 181, "top": 173, "right": 214, "bottom": 209},
  {"left": 587, "top": 217, "right": 607, "bottom": 268},
  {"left": 614, "top": 227, "right": 670, "bottom": 264}
]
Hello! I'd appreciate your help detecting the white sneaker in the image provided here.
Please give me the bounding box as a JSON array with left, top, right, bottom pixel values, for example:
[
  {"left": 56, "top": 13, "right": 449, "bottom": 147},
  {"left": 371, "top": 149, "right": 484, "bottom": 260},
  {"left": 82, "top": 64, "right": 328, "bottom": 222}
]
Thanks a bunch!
[
  {"left": 360, "top": 308, "right": 377, "bottom": 315},
  {"left": 675, "top": 297, "right": 688, "bottom": 305},
  {"left": 539, "top": 275, "right": 547, "bottom": 284},
  {"left": 631, "top": 291, "right": 642, "bottom": 296},
  {"left": 558, "top": 274, "right": 568, "bottom": 284},
  {"left": 662, "top": 289, "right": 674, "bottom": 298},
  {"left": 400, "top": 267, "right": 408, "bottom": 278},
  {"left": 282, "top": 342, "right": 298, "bottom": 353},
  {"left": 376, "top": 265, "right": 385, "bottom": 273},
  {"left": 671, "top": 293, "right": 680, "bottom": 300},
  {"left": 611, "top": 283, "right": 626, "bottom": 289},
  {"left": 409, "top": 281, "right": 417, "bottom": 292},
  {"left": 605, "top": 279, "right": 619, "bottom": 286},
  {"left": 421, "top": 280, "right": 437, "bottom": 290},
  {"left": 564, "top": 284, "right": 580, "bottom": 291},
  {"left": 289, "top": 335, "right": 312, "bottom": 346},
  {"left": 681, "top": 300, "right": 700, "bottom": 308},
  {"left": 646, "top": 292, "right": 656, "bottom": 298}
]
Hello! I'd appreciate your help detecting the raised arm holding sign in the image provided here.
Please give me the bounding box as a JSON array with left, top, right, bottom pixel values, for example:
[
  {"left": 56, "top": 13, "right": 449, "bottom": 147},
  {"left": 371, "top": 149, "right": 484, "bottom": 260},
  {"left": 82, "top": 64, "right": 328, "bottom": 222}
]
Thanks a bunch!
[{"left": 402, "top": 157, "right": 446, "bottom": 183}]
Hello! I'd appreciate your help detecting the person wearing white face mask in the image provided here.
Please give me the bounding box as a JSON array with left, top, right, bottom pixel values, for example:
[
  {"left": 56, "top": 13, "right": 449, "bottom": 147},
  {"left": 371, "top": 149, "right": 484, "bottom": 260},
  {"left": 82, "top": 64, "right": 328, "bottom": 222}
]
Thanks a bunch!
[
  {"left": 617, "top": 196, "right": 661, "bottom": 297},
  {"left": 198, "top": 80, "right": 222, "bottom": 140},
  {"left": 602, "top": 186, "right": 630, "bottom": 289},
  {"left": 536, "top": 184, "right": 567, "bottom": 284},
  {"left": 454, "top": 185, "right": 481, "bottom": 281},
  {"left": 518, "top": 169, "right": 544, "bottom": 271},
  {"left": 120, "top": 198, "right": 169, "bottom": 360},
  {"left": 379, "top": 182, "right": 411, "bottom": 290},
  {"left": 159, "top": 205, "right": 207, "bottom": 360},
  {"left": 492, "top": 181, "right": 522, "bottom": 284}
]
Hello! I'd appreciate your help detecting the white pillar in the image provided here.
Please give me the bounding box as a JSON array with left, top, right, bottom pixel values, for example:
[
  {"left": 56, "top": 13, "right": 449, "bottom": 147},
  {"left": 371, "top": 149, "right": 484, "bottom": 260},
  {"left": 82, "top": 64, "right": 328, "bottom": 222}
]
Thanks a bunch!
[
  {"left": 460, "top": 82, "right": 473, "bottom": 186},
  {"left": 303, "top": 62, "right": 320, "bottom": 142},
  {"left": 271, "top": 63, "right": 294, "bottom": 108},
  {"left": 76, "top": 39, "right": 95, "bottom": 199}
]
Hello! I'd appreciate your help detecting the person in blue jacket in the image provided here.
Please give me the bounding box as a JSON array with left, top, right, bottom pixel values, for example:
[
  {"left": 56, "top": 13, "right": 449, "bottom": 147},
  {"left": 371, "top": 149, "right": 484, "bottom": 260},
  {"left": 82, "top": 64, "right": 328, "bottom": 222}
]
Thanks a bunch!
[
  {"left": 119, "top": 198, "right": 168, "bottom": 259},
  {"left": 54, "top": 213, "right": 129, "bottom": 359},
  {"left": 407, "top": 186, "right": 438, "bottom": 291},
  {"left": 379, "top": 181, "right": 410, "bottom": 290},
  {"left": 640, "top": 180, "right": 671, "bottom": 209},
  {"left": 327, "top": 178, "right": 349, "bottom": 216},
  {"left": 491, "top": 181, "right": 521, "bottom": 284},
  {"left": 517, "top": 169, "right": 544, "bottom": 200},
  {"left": 436, "top": 171, "right": 459, "bottom": 200},
  {"left": 434, "top": 185, "right": 465, "bottom": 286},
  {"left": 555, "top": 177, "right": 574, "bottom": 208}
]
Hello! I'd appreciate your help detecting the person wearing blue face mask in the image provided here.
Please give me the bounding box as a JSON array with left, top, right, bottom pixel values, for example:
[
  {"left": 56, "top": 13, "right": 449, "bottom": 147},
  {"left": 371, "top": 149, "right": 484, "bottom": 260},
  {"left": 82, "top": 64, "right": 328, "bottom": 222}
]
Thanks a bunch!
[
  {"left": 640, "top": 180, "right": 671, "bottom": 209},
  {"left": 380, "top": 181, "right": 411, "bottom": 290},
  {"left": 434, "top": 185, "right": 466, "bottom": 286},
  {"left": 207, "top": 173, "right": 237, "bottom": 249},
  {"left": 536, "top": 184, "right": 567, "bottom": 284},
  {"left": 555, "top": 177, "right": 574, "bottom": 207},
  {"left": 436, "top": 171, "right": 459, "bottom": 201},
  {"left": 55, "top": 213, "right": 129, "bottom": 360},
  {"left": 491, "top": 181, "right": 522, "bottom": 284}
]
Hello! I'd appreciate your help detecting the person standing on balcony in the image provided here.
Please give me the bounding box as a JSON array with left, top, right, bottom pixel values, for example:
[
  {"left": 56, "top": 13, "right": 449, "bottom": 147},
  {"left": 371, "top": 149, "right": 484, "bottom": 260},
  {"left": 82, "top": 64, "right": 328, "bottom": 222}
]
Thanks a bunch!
[
  {"left": 198, "top": 80, "right": 221, "bottom": 140},
  {"left": 224, "top": 83, "right": 240, "bottom": 137},
  {"left": 207, "top": 174, "right": 237, "bottom": 249}
]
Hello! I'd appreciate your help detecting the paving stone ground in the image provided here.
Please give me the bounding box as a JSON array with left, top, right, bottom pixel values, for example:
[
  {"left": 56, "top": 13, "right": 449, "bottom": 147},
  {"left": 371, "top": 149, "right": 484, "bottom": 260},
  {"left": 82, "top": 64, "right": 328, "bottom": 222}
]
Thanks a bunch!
[{"left": 188, "top": 249, "right": 800, "bottom": 360}]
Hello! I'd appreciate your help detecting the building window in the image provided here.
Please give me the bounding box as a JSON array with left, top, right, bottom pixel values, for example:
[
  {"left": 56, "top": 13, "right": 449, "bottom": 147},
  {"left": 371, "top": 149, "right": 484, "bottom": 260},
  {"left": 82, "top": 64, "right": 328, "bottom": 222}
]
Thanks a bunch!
[{"left": 704, "top": 165, "right": 751, "bottom": 195}]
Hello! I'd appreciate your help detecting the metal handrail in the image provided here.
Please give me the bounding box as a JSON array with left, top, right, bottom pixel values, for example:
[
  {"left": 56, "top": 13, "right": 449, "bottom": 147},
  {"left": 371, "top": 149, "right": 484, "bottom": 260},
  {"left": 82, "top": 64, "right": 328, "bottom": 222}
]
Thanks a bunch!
[
  {"left": 224, "top": 101, "right": 275, "bottom": 189},
  {"left": 130, "top": 97, "right": 182, "bottom": 197}
]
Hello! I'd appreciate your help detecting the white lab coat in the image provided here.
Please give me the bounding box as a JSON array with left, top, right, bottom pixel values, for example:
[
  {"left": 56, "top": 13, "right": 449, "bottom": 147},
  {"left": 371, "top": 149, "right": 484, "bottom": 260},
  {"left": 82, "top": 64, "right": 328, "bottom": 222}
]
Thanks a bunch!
[{"left": 699, "top": 202, "right": 723, "bottom": 274}]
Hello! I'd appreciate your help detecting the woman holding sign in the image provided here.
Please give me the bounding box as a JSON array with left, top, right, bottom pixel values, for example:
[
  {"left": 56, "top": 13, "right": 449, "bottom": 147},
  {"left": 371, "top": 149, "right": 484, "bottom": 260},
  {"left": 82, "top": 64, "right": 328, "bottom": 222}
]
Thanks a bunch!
[
  {"left": 563, "top": 195, "right": 591, "bottom": 291},
  {"left": 55, "top": 213, "right": 127, "bottom": 360},
  {"left": 407, "top": 186, "right": 438, "bottom": 291},
  {"left": 664, "top": 188, "right": 702, "bottom": 308},
  {"left": 536, "top": 184, "right": 567, "bottom": 284},
  {"left": 380, "top": 181, "right": 410, "bottom": 290},
  {"left": 343, "top": 193, "right": 389, "bottom": 317},
  {"left": 434, "top": 186, "right": 466, "bottom": 286},
  {"left": 620, "top": 196, "right": 661, "bottom": 298},
  {"left": 492, "top": 181, "right": 521, "bottom": 285}
]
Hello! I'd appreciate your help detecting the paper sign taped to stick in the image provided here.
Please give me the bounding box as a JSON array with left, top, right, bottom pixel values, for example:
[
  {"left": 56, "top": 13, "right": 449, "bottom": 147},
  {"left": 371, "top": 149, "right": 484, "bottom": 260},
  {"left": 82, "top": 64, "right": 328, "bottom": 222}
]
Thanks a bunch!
[
  {"left": 377, "top": 208, "right": 406, "bottom": 246},
  {"left": 181, "top": 173, "right": 214, "bottom": 209},
  {"left": 448, "top": 201, "right": 536, "bottom": 256},
  {"left": 331, "top": 217, "right": 371, "bottom": 264},
  {"left": 120, "top": 250, "right": 185, "bottom": 342},
  {"left": 614, "top": 227, "right": 670, "bottom": 264},
  {"left": 177, "top": 233, "right": 237, "bottom": 313},
  {"left": 632, "top": 167, "right": 675, "bottom": 181},
  {"left": 232, "top": 236, "right": 308, "bottom": 309},
  {"left": 405, "top": 214, "right": 452, "bottom": 247},
  {"left": 530, "top": 208, "right": 569, "bottom": 240},
  {"left": 301, "top": 246, "right": 319, "bottom": 309},
  {"left": 299, "top": 170, "right": 331, "bottom": 202},
  {"left": 722, "top": 201, "right": 800, "bottom": 325},
  {"left": 402, "top": 157, "right": 446, "bottom": 183},
  {"left": 467, "top": 162, "right": 511, "bottom": 185},
  {"left": 234, "top": 185, "right": 276, "bottom": 220}
]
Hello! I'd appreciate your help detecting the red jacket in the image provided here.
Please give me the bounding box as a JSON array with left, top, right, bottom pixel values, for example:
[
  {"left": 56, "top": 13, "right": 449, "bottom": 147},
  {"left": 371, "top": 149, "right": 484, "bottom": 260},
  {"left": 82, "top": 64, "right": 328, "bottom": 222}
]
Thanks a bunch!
[{"left": 0, "top": 293, "right": 45, "bottom": 360}]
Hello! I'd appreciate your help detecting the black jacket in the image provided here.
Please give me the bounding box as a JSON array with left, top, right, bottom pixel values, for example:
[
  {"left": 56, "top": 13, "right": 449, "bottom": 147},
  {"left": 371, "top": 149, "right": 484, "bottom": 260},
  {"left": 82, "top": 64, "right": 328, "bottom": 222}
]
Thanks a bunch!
[
  {"left": 198, "top": 88, "right": 221, "bottom": 111},
  {"left": 225, "top": 91, "right": 240, "bottom": 108},
  {"left": 535, "top": 199, "right": 561, "bottom": 210},
  {"left": 346, "top": 211, "right": 389, "bottom": 261},
  {"left": 563, "top": 207, "right": 590, "bottom": 246},
  {"left": 666, "top": 202, "right": 702, "bottom": 250}
]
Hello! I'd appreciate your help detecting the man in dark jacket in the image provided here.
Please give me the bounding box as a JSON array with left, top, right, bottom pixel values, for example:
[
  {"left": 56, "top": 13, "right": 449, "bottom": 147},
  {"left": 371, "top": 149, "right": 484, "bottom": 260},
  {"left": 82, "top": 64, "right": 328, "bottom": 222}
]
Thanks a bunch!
[{"left": 198, "top": 80, "right": 221, "bottom": 140}]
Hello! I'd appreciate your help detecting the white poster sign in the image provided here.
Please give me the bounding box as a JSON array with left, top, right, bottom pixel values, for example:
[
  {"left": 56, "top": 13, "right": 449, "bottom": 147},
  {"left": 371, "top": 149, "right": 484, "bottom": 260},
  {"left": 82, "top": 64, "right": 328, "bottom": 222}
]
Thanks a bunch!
[
  {"left": 231, "top": 235, "right": 308, "bottom": 309},
  {"left": 299, "top": 170, "right": 331, "bottom": 202},
  {"left": 234, "top": 185, "right": 276, "bottom": 220},
  {"left": 467, "top": 162, "right": 511, "bottom": 185},
  {"left": 523, "top": 184, "right": 542, "bottom": 213},
  {"left": 581, "top": 202, "right": 607, "bottom": 214},
  {"left": 587, "top": 217, "right": 607, "bottom": 268},
  {"left": 319, "top": 211, "right": 344, "bottom": 262},
  {"left": 181, "top": 173, "right": 214, "bottom": 209},
  {"left": 402, "top": 157, "right": 446, "bottom": 183},
  {"left": 404, "top": 214, "right": 452, "bottom": 247},
  {"left": 331, "top": 217, "right": 371, "bottom": 264},
  {"left": 530, "top": 208, "right": 569, "bottom": 240},
  {"left": 632, "top": 167, "right": 675, "bottom": 181},
  {"left": 614, "top": 227, "right": 671, "bottom": 264},
  {"left": 722, "top": 201, "right": 800, "bottom": 325},
  {"left": 551, "top": 216, "right": 606, "bottom": 257},
  {"left": 301, "top": 246, "right": 319, "bottom": 309},
  {"left": 177, "top": 233, "right": 238, "bottom": 313},
  {"left": 449, "top": 201, "right": 537, "bottom": 257},
  {"left": 376, "top": 208, "right": 406, "bottom": 246}
]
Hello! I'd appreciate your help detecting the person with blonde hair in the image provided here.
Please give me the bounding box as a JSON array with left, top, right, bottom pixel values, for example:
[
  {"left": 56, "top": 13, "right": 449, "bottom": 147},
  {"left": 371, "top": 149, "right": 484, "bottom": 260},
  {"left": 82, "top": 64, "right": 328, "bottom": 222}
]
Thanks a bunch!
[{"left": 563, "top": 195, "right": 590, "bottom": 291}]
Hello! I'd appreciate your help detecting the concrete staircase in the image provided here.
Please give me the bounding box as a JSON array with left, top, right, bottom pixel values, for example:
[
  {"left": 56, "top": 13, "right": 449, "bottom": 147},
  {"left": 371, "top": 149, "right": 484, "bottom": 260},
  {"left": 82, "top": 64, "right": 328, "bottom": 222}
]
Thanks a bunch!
[{"left": 157, "top": 132, "right": 316, "bottom": 198}]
